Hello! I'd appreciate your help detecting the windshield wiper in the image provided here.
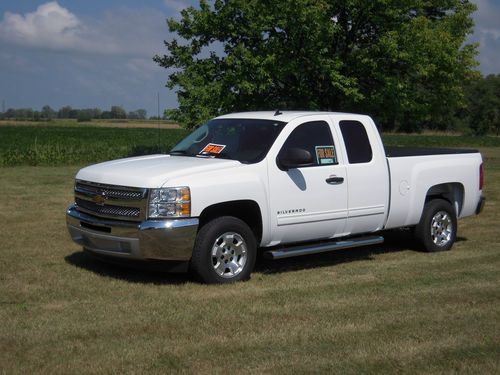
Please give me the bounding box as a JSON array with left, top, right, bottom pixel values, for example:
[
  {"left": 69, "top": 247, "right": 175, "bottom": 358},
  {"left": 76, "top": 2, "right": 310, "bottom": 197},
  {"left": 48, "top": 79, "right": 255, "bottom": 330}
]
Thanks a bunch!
[
  {"left": 197, "top": 151, "right": 230, "bottom": 159},
  {"left": 169, "top": 150, "right": 189, "bottom": 156}
]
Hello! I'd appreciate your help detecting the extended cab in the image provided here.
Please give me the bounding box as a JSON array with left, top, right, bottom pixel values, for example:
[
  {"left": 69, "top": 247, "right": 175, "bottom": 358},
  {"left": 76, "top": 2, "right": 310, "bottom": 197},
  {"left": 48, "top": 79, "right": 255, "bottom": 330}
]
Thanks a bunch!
[{"left": 66, "top": 112, "right": 485, "bottom": 283}]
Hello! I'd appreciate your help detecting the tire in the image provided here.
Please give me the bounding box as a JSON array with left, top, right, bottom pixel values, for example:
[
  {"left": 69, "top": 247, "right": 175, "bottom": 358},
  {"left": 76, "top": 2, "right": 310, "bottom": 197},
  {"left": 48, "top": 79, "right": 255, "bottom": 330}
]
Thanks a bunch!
[
  {"left": 415, "top": 199, "right": 457, "bottom": 252},
  {"left": 190, "top": 216, "right": 257, "bottom": 284}
]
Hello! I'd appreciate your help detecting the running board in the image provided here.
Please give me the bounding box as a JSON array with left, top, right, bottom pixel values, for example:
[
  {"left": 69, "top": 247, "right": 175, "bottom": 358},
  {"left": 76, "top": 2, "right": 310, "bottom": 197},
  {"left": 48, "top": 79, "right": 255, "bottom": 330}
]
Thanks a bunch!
[{"left": 263, "top": 235, "right": 384, "bottom": 260}]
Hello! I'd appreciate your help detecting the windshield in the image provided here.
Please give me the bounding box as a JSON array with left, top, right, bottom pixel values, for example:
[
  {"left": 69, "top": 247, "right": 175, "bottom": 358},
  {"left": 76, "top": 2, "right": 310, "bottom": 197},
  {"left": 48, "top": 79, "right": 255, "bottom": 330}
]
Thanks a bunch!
[{"left": 170, "top": 118, "right": 286, "bottom": 164}]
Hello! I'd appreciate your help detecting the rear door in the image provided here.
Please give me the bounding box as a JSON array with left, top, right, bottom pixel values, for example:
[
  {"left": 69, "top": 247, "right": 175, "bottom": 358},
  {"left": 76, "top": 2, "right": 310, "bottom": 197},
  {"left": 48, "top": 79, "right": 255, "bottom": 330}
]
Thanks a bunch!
[{"left": 267, "top": 117, "right": 348, "bottom": 245}]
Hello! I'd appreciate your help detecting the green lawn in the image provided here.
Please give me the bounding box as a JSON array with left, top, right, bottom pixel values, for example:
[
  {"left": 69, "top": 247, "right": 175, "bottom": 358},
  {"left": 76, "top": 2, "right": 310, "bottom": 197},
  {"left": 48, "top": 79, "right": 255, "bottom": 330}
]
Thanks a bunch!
[{"left": 0, "top": 142, "right": 499, "bottom": 373}]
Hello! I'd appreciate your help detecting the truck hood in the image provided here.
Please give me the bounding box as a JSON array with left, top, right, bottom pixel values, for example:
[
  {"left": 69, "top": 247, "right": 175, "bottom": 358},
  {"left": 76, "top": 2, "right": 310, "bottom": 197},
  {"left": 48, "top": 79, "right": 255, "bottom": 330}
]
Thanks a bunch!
[{"left": 75, "top": 154, "right": 241, "bottom": 188}]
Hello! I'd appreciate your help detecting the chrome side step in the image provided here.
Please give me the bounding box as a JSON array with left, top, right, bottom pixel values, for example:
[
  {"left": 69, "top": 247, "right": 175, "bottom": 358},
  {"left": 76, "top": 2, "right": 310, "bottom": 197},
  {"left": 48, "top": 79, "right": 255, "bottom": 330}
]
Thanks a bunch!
[{"left": 263, "top": 235, "right": 384, "bottom": 260}]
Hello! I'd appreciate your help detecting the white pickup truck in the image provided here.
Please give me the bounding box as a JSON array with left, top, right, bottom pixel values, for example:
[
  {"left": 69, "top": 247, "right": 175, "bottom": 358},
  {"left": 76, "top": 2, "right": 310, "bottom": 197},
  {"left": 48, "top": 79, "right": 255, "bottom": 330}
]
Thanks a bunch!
[{"left": 66, "top": 111, "right": 485, "bottom": 283}]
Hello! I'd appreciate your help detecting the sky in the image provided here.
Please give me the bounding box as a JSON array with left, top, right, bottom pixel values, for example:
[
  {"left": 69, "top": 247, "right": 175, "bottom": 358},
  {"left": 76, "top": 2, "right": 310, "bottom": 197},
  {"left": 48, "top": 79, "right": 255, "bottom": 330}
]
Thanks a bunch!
[{"left": 0, "top": 0, "right": 499, "bottom": 117}]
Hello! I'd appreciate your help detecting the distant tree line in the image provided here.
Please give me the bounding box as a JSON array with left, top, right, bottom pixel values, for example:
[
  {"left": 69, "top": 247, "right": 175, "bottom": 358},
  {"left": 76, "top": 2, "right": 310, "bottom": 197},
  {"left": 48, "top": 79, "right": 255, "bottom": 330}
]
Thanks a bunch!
[
  {"left": 1, "top": 75, "right": 499, "bottom": 135},
  {"left": 457, "top": 74, "right": 500, "bottom": 136},
  {"left": 0, "top": 105, "right": 154, "bottom": 122}
]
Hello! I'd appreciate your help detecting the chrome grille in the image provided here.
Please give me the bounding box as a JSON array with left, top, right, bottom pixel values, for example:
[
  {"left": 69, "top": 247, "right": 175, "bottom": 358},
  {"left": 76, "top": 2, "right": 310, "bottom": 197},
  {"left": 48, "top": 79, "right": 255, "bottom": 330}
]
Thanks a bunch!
[
  {"left": 75, "top": 181, "right": 145, "bottom": 200},
  {"left": 74, "top": 180, "right": 148, "bottom": 222},
  {"left": 76, "top": 198, "right": 141, "bottom": 218}
]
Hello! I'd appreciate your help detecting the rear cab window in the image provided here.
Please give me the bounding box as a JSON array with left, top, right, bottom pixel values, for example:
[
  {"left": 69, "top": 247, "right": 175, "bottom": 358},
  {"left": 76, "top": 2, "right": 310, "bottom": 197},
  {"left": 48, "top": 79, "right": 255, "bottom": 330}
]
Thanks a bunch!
[{"left": 339, "top": 120, "right": 373, "bottom": 164}]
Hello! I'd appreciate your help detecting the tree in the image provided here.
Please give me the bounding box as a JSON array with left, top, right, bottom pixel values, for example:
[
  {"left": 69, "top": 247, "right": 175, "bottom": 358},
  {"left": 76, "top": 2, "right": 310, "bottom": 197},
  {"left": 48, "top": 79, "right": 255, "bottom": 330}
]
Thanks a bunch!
[
  {"left": 77, "top": 108, "right": 100, "bottom": 122},
  {"left": 89, "top": 108, "right": 102, "bottom": 119},
  {"left": 58, "top": 106, "right": 73, "bottom": 118},
  {"left": 154, "top": 0, "right": 478, "bottom": 130},
  {"left": 4, "top": 108, "right": 15, "bottom": 119},
  {"left": 128, "top": 111, "right": 139, "bottom": 119},
  {"left": 463, "top": 74, "right": 500, "bottom": 135},
  {"left": 15, "top": 108, "right": 34, "bottom": 119},
  {"left": 101, "top": 111, "right": 113, "bottom": 119},
  {"left": 41, "top": 105, "right": 55, "bottom": 120},
  {"left": 128, "top": 109, "right": 147, "bottom": 120},
  {"left": 110, "top": 105, "right": 126, "bottom": 119},
  {"left": 136, "top": 109, "right": 147, "bottom": 120},
  {"left": 68, "top": 109, "right": 79, "bottom": 119}
]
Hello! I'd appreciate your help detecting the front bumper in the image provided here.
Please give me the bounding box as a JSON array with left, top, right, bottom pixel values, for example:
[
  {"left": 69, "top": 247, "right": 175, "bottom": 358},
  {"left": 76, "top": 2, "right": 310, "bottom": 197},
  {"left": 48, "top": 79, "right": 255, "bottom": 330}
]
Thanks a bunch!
[{"left": 66, "top": 204, "right": 199, "bottom": 261}]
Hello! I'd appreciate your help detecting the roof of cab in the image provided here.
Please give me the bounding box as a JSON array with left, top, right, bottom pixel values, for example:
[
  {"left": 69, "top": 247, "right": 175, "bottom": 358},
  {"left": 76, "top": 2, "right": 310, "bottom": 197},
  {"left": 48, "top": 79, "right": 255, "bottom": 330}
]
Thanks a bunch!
[{"left": 215, "top": 111, "right": 367, "bottom": 123}]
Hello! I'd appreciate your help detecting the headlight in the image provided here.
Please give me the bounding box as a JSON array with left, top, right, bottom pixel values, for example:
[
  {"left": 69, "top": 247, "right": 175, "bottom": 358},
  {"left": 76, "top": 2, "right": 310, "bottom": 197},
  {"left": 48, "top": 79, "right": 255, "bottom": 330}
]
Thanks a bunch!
[{"left": 148, "top": 187, "right": 191, "bottom": 218}]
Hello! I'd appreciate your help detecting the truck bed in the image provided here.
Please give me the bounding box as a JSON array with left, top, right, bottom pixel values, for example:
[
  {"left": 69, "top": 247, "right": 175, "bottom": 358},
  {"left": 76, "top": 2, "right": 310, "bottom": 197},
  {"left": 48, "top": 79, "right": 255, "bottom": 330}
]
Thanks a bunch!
[
  {"left": 384, "top": 150, "right": 482, "bottom": 229},
  {"left": 385, "top": 146, "right": 479, "bottom": 158}
]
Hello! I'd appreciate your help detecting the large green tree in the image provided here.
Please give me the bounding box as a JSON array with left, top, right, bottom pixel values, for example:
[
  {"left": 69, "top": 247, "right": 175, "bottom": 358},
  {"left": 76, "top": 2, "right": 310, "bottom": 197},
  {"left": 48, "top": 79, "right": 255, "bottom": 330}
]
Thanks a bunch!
[
  {"left": 154, "top": 0, "right": 478, "bottom": 130},
  {"left": 462, "top": 74, "right": 500, "bottom": 135}
]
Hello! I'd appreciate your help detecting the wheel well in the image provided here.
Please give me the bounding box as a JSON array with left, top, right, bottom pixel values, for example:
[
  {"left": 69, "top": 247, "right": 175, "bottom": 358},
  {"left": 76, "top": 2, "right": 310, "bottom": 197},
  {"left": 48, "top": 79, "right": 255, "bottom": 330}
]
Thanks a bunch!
[
  {"left": 425, "top": 183, "right": 464, "bottom": 216},
  {"left": 198, "top": 200, "right": 263, "bottom": 243}
]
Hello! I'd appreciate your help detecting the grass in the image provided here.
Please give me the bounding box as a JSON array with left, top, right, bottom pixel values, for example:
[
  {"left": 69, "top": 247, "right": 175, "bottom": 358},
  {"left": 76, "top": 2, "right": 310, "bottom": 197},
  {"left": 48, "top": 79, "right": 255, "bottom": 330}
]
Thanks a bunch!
[{"left": 0, "top": 138, "right": 499, "bottom": 373}]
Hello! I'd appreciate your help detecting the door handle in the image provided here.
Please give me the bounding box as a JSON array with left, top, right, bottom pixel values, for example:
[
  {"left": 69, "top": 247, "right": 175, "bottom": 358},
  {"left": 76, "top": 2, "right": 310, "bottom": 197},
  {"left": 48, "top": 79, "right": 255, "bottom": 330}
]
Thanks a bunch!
[{"left": 325, "top": 176, "right": 344, "bottom": 185}]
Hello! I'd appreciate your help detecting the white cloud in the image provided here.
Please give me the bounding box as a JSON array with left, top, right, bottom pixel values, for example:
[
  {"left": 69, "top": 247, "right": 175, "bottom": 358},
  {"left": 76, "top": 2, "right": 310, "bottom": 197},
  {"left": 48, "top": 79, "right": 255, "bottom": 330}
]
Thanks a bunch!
[
  {"left": 0, "top": 1, "right": 167, "bottom": 57},
  {"left": 0, "top": 2, "right": 102, "bottom": 52}
]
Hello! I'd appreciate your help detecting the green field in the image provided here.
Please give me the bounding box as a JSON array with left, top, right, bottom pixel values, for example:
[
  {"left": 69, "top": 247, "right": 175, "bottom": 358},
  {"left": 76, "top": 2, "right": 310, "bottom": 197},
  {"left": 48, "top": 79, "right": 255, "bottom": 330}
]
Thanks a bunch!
[
  {"left": 0, "top": 127, "right": 499, "bottom": 373},
  {"left": 0, "top": 122, "right": 498, "bottom": 166},
  {"left": 0, "top": 125, "right": 189, "bottom": 166}
]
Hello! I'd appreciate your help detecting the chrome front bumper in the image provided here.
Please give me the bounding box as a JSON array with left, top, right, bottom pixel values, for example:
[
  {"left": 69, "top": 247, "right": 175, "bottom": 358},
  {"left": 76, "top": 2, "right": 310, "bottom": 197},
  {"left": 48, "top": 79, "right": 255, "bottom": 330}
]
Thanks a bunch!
[{"left": 66, "top": 204, "right": 199, "bottom": 261}]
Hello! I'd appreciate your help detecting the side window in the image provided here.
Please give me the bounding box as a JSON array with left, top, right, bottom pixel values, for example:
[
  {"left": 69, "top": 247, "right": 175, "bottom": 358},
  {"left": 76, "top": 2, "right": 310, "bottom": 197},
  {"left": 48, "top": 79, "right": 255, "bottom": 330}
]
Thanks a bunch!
[
  {"left": 339, "top": 120, "right": 373, "bottom": 164},
  {"left": 280, "top": 121, "right": 338, "bottom": 167}
]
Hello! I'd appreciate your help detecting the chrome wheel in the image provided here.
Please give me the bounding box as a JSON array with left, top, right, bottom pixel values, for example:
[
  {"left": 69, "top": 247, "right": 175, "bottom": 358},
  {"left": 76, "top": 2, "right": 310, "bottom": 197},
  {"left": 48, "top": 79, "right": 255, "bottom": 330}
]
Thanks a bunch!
[
  {"left": 211, "top": 232, "right": 247, "bottom": 278},
  {"left": 430, "top": 211, "right": 453, "bottom": 247}
]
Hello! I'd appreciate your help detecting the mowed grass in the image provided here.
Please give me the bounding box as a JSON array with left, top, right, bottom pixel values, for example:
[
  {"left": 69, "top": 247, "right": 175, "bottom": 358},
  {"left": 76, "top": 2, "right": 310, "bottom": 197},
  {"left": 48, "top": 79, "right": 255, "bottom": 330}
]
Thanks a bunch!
[{"left": 0, "top": 144, "right": 499, "bottom": 373}]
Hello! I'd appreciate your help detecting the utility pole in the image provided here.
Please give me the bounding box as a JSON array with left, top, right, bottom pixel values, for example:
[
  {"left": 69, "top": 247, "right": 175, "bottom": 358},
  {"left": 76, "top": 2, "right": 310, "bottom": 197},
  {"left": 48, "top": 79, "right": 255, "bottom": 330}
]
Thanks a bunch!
[{"left": 157, "top": 92, "right": 160, "bottom": 148}]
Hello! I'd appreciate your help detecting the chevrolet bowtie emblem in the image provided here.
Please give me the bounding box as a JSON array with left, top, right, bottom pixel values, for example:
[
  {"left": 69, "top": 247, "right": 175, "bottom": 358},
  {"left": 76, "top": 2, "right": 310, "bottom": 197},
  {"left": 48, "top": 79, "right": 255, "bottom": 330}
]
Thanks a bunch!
[{"left": 93, "top": 193, "right": 107, "bottom": 206}]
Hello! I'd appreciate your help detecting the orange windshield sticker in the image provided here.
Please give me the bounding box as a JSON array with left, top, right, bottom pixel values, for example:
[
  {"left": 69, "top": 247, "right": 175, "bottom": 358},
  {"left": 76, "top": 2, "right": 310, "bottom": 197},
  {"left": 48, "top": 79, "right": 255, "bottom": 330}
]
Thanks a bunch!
[{"left": 200, "top": 143, "right": 226, "bottom": 154}]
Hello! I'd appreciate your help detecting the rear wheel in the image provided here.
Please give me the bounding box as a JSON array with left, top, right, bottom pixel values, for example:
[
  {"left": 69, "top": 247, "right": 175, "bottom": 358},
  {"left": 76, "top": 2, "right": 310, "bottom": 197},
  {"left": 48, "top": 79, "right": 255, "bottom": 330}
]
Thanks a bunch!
[
  {"left": 190, "top": 216, "right": 257, "bottom": 284},
  {"left": 415, "top": 199, "right": 457, "bottom": 252}
]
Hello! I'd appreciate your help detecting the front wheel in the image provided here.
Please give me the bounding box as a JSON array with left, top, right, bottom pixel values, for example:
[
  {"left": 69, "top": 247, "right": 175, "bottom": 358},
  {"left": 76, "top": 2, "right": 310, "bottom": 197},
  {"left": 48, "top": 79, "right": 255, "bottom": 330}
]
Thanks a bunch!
[
  {"left": 415, "top": 199, "right": 457, "bottom": 252},
  {"left": 190, "top": 216, "right": 257, "bottom": 284}
]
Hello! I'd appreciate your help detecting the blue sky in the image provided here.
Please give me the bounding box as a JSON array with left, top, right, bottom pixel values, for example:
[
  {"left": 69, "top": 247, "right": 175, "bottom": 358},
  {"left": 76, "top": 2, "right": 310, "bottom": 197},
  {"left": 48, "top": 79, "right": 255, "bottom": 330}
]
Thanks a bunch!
[{"left": 0, "top": 1, "right": 499, "bottom": 117}]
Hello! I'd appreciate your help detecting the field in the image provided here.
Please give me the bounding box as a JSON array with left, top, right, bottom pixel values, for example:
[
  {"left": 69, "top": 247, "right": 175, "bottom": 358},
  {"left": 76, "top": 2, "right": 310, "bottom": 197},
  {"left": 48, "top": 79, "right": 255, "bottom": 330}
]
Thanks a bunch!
[
  {"left": 0, "top": 124, "right": 188, "bottom": 166},
  {"left": 0, "top": 124, "right": 499, "bottom": 373},
  {"left": 0, "top": 121, "right": 499, "bottom": 166},
  {"left": 0, "top": 119, "right": 180, "bottom": 129}
]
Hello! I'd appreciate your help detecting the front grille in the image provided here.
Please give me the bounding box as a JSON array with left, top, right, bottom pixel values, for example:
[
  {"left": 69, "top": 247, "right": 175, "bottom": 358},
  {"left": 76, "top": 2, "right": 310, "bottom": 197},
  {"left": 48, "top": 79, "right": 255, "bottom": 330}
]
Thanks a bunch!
[
  {"left": 76, "top": 198, "right": 141, "bottom": 218},
  {"left": 75, "top": 181, "right": 145, "bottom": 200},
  {"left": 74, "top": 180, "right": 147, "bottom": 221}
]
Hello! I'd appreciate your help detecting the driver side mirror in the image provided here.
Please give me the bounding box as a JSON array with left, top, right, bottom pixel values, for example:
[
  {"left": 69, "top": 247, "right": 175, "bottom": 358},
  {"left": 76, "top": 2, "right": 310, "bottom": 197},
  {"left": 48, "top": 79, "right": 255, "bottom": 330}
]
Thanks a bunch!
[{"left": 277, "top": 148, "right": 314, "bottom": 171}]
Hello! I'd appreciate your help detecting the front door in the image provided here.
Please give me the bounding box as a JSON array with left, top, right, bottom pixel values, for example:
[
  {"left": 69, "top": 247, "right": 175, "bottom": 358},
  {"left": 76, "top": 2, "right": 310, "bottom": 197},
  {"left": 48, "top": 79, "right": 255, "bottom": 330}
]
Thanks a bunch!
[{"left": 267, "top": 118, "right": 348, "bottom": 245}]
